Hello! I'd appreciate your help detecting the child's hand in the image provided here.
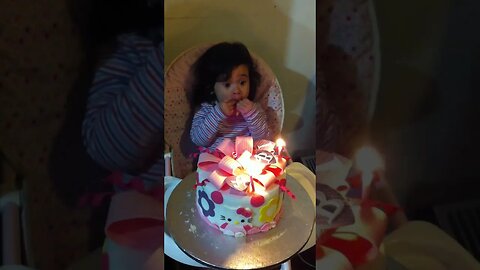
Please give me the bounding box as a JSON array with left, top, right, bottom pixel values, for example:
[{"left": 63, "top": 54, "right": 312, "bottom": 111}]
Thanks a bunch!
[
  {"left": 236, "top": 99, "right": 255, "bottom": 115},
  {"left": 219, "top": 101, "right": 236, "bottom": 116}
]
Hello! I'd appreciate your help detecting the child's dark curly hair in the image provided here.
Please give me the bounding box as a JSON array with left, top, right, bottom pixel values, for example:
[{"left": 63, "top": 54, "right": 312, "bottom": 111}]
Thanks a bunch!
[{"left": 191, "top": 42, "right": 261, "bottom": 108}]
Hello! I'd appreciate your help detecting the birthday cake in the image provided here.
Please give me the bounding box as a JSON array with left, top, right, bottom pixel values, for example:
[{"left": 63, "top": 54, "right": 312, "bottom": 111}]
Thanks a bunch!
[
  {"left": 316, "top": 151, "right": 394, "bottom": 269},
  {"left": 194, "top": 136, "right": 289, "bottom": 237}
]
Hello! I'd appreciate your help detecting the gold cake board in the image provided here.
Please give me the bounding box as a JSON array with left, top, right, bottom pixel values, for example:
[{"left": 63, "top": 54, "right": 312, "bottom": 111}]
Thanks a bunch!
[{"left": 166, "top": 172, "right": 315, "bottom": 269}]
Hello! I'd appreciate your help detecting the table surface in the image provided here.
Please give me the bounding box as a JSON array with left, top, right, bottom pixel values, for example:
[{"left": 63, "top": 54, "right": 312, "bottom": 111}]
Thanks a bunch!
[{"left": 166, "top": 172, "right": 315, "bottom": 269}]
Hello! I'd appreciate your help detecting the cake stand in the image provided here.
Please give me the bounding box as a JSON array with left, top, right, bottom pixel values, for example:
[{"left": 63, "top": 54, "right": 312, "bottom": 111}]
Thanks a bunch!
[{"left": 166, "top": 173, "right": 315, "bottom": 269}]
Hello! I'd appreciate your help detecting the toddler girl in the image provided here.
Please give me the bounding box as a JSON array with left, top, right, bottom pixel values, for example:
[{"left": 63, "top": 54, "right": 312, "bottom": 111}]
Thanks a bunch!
[{"left": 190, "top": 42, "right": 269, "bottom": 149}]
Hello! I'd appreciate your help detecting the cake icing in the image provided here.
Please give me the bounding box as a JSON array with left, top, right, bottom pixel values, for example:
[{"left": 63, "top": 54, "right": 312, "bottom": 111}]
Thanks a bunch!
[
  {"left": 194, "top": 136, "right": 289, "bottom": 237},
  {"left": 316, "top": 183, "right": 354, "bottom": 237},
  {"left": 316, "top": 151, "right": 391, "bottom": 269}
]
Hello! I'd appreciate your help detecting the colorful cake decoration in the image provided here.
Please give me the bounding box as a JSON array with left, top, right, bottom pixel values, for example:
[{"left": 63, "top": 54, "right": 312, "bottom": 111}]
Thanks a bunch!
[
  {"left": 197, "top": 137, "right": 285, "bottom": 193},
  {"left": 194, "top": 136, "right": 293, "bottom": 237}
]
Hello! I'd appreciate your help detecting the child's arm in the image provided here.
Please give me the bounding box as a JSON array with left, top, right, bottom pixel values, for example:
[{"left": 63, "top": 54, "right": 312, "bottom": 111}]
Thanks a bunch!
[
  {"left": 82, "top": 34, "right": 164, "bottom": 174},
  {"left": 190, "top": 103, "right": 227, "bottom": 147},
  {"left": 241, "top": 103, "right": 269, "bottom": 140}
]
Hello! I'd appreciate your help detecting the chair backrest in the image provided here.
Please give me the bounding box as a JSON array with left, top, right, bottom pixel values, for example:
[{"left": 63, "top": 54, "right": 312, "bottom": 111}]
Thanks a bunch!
[
  {"left": 317, "top": 0, "right": 381, "bottom": 156},
  {"left": 165, "top": 43, "right": 284, "bottom": 179}
]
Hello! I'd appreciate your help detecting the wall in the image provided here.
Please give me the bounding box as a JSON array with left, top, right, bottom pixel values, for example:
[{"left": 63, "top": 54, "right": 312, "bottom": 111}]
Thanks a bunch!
[
  {"left": 371, "top": 0, "right": 480, "bottom": 212},
  {"left": 165, "top": 0, "right": 316, "bottom": 157}
]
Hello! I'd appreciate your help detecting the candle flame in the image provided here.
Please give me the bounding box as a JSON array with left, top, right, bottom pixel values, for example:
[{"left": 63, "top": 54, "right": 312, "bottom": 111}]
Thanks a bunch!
[
  {"left": 354, "top": 146, "right": 384, "bottom": 173},
  {"left": 355, "top": 146, "right": 383, "bottom": 199},
  {"left": 276, "top": 138, "right": 286, "bottom": 147}
]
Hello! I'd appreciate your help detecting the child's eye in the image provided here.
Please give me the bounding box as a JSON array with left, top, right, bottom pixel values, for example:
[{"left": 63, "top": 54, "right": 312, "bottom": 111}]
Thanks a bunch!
[
  {"left": 224, "top": 83, "right": 231, "bottom": 88},
  {"left": 240, "top": 80, "right": 247, "bottom": 86}
]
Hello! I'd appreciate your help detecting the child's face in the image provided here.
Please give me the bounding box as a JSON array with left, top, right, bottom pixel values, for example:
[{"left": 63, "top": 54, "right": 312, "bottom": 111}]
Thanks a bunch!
[{"left": 214, "top": 64, "right": 250, "bottom": 104}]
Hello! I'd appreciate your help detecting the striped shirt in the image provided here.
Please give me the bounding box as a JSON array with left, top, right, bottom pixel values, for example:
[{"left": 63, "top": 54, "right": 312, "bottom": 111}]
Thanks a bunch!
[
  {"left": 82, "top": 33, "right": 164, "bottom": 186},
  {"left": 190, "top": 102, "right": 269, "bottom": 149}
]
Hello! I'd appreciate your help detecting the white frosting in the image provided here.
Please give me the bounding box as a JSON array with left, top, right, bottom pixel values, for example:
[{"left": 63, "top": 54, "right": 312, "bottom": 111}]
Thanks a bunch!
[{"left": 195, "top": 158, "right": 287, "bottom": 237}]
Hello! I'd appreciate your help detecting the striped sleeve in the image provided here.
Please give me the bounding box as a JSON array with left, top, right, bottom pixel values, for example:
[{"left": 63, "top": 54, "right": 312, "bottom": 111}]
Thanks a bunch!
[
  {"left": 190, "top": 103, "right": 227, "bottom": 147},
  {"left": 242, "top": 103, "right": 269, "bottom": 140},
  {"left": 82, "top": 34, "right": 164, "bottom": 174}
]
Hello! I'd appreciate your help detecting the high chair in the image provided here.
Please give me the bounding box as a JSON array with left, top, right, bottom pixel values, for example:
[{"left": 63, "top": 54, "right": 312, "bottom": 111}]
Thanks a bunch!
[
  {"left": 164, "top": 43, "right": 285, "bottom": 180},
  {"left": 164, "top": 44, "right": 301, "bottom": 269}
]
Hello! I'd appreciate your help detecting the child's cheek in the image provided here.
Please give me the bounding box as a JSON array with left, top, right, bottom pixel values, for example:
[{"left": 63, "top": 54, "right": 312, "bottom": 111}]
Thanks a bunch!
[
  {"left": 242, "top": 87, "right": 250, "bottom": 99},
  {"left": 216, "top": 92, "right": 228, "bottom": 103}
]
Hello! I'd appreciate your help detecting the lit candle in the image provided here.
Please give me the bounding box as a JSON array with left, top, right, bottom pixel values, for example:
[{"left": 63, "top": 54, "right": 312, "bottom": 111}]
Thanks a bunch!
[
  {"left": 354, "top": 146, "right": 384, "bottom": 200},
  {"left": 276, "top": 138, "right": 286, "bottom": 160},
  {"left": 164, "top": 152, "right": 172, "bottom": 177}
]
